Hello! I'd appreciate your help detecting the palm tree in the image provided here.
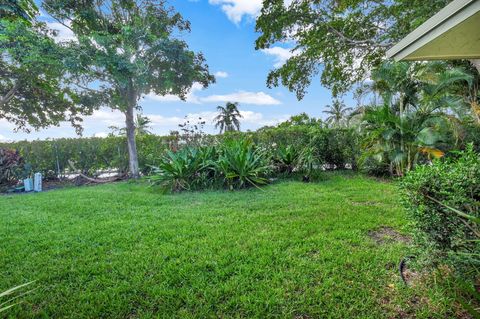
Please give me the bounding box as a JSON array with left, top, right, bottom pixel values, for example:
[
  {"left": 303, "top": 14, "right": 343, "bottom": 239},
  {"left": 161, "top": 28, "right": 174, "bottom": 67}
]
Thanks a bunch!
[
  {"left": 134, "top": 114, "right": 152, "bottom": 135},
  {"left": 361, "top": 61, "right": 473, "bottom": 176},
  {"left": 109, "top": 114, "right": 152, "bottom": 136},
  {"left": 214, "top": 102, "right": 243, "bottom": 133},
  {"left": 323, "top": 100, "right": 352, "bottom": 127}
]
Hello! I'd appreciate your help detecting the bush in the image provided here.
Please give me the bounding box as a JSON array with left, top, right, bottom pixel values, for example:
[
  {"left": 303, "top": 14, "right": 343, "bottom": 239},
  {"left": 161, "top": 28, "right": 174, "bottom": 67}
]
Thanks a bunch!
[
  {"left": 0, "top": 148, "right": 24, "bottom": 188},
  {"left": 401, "top": 145, "right": 480, "bottom": 273},
  {"left": 361, "top": 157, "right": 391, "bottom": 177}
]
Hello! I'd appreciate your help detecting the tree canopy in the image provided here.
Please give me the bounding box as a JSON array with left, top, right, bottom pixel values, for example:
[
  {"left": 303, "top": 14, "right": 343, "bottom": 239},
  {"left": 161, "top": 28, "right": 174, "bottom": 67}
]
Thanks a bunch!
[
  {"left": 255, "top": 0, "right": 453, "bottom": 99},
  {"left": 0, "top": 1, "right": 97, "bottom": 132}
]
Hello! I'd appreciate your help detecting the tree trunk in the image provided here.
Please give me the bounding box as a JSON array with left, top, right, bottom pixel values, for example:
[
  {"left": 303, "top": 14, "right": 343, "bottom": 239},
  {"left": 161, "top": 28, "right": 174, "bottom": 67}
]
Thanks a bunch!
[{"left": 125, "top": 93, "right": 140, "bottom": 179}]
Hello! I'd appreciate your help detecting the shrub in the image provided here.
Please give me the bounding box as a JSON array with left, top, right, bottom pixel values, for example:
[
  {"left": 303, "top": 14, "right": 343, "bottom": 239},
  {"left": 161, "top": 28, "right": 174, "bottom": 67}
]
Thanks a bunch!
[
  {"left": 0, "top": 148, "right": 23, "bottom": 187},
  {"left": 216, "top": 139, "right": 270, "bottom": 190},
  {"left": 401, "top": 145, "right": 480, "bottom": 273},
  {"left": 274, "top": 145, "right": 300, "bottom": 175},
  {"left": 297, "top": 146, "right": 318, "bottom": 179},
  {"left": 361, "top": 157, "right": 391, "bottom": 177}
]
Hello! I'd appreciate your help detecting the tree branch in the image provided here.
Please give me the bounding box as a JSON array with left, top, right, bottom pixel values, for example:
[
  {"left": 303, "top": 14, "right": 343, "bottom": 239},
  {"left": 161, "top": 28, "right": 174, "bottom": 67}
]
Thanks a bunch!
[
  {"left": 0, "top": 81, "right": 20, "bottom": 107},
  {"left": 327, "top": 26, "right": 391, "bottom": 48}
]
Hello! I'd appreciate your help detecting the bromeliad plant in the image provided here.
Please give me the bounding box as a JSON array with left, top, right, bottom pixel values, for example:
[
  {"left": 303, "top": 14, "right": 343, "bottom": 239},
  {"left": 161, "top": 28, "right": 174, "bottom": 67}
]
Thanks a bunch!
[
  {"left": 148, "top": 147, "right": 206, "bottom": 192},
  {"left": 149, "top": 140, "right": 270, "bottom": 192},
  {"left": 274, "top": 145, "right": 300, "bottom": 175},
  {"left": 215, "top": 139, "right": 270, "bottom": 189}
]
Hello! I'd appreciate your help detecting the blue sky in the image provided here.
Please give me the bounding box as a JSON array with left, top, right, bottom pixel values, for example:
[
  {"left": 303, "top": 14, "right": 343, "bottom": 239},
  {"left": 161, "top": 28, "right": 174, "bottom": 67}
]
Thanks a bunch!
[{"left": 0, "top": 0, "right": 355, "bottom": 141}]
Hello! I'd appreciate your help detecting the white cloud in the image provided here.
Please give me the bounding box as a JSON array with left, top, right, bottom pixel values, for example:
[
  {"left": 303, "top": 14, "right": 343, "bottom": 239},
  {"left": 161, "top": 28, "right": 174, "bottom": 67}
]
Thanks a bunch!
[
  {"left": 145, "top": 82, "right": 204, "bottom": 104},
  {"left": 215, "top": 71, "right": 229, "bottom": 78},
  {"left": 45, "top": 21, "right": 76, "bottom": 43},
  {"left": 145, "top": 83, "right": 281, "bottom": 106},
  {"left": 0, "top": 108, "right": 291, "bottom": 140},
  {"left": 209, "top": 0, "right": 262, "bottom": 24},
  {"left": 209, "top": 0, "right": 293, "bottom": 24},
  {"left": 201, "top": 91, "right": 281, "bottom": 105},
  {"left": 261, "top": 47, "right": 295, "bottom": 68},
  {"left": 0, "top": 134, "right": 10, "bottom": 142},
  {"left": 88, "top": 109, "right": 125, "bottom": 127},
  {"left": 146, "top": 114, "right": 184, "bottom": 127},
  {"left": 93, "top": 132, "right": 109, "bottom": 138}
]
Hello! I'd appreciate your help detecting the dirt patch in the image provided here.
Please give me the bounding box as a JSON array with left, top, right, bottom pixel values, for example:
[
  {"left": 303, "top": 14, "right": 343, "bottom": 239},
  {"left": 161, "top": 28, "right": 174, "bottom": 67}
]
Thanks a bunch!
[{"left": 368, "top": 226, "right": 412, "bottom": 245}]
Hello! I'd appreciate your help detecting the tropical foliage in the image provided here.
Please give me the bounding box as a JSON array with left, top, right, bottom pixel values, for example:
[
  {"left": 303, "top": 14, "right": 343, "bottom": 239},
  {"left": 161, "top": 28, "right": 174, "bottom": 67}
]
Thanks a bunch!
[
  {"left": 274, "top": 145, "right": 300, "bottom": 175},
  {"left": 360, "top": 61, "right": 475, "bottom": 176},
  {"left": 109, "top": 114, "right": 153, "bottom": 136},
  {"left": 255, "top": 0, "right": 452, "bottom": 97},
  {"left": 149, "top": 147, "right": 214, "bottom": 192},
  {"left": 216, "top": 139, "right": 270, "bottom": 189},
  {"left": 0, "top": 9, "right": 96, "bottom": 132}
]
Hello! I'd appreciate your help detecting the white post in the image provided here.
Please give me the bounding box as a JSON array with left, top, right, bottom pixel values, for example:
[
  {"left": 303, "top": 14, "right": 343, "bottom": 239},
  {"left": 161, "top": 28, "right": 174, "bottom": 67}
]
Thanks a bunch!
[
  {"left": 33, "top": 173, "right": 42, "bottom": 192},
  {"left": 23, "top": 178, "right": 33, "bottom": 192}
]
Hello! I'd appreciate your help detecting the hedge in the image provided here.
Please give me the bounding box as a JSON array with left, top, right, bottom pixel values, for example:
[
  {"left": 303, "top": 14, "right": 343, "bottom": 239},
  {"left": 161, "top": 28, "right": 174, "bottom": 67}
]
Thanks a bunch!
[{"left": 0, "top": 127, "right": 360, "bottom": 179}]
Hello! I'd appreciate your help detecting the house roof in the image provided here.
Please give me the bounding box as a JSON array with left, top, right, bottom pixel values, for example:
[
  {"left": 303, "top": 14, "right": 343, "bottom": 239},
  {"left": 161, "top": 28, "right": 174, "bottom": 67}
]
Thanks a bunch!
[{"left": 386, "top": 0, "right": 480, "bottom": 61}]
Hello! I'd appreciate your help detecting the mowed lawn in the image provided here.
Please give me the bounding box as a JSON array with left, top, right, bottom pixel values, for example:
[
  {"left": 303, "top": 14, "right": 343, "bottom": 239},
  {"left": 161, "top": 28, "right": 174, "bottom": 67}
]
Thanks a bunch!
[{"left": 0, "top": 173, "right": 453, "bottom": 318}]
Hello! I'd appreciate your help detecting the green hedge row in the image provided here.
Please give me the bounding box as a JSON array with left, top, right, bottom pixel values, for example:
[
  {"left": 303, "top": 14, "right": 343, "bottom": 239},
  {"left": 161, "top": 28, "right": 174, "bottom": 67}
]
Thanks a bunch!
[
  {"left": 0, "top": 127, "right": 360, "bottom": 179},
  {"left": 0, "top": 135, "right": 176, "bottom": 178}
]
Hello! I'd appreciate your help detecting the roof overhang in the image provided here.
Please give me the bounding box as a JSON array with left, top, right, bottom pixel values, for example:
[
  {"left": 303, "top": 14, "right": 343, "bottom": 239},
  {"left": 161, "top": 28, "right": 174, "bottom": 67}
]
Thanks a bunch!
[{"left": 386, "top": 0, "right": 480, "bottom": 61}]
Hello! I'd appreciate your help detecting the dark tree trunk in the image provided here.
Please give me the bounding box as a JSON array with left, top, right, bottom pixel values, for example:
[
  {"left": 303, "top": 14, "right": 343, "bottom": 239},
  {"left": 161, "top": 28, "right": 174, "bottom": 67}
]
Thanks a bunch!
[{"left": 125, "top": 87, "right": 140, "bottom": 178}]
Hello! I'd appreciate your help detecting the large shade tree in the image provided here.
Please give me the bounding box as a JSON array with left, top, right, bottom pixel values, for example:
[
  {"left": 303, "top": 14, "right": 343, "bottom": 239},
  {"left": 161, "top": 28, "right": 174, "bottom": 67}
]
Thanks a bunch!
[
  {"left": 0, "top": 0, "right": 97, "bottom": 132},
  {"left": 43, "top": 0, "right": 214, "bottom": 178},
  {"left": 255, "top": 0, "right": 455, "bottom": 98}
]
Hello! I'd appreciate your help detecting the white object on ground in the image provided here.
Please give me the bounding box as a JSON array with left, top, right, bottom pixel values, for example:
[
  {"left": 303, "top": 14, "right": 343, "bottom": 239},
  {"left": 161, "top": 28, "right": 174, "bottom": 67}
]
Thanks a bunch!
[
  {"left": 33, "top": 173, "right": 42, "bottom": 192},
  {"left": 23, "top": 178, "right": 33, "bottom": 192}
]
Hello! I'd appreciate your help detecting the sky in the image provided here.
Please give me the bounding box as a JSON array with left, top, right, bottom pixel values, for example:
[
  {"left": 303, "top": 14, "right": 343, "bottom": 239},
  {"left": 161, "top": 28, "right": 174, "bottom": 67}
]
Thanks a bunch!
[{"left": 0, "top": 0, "right": 355, "bottom": 142}]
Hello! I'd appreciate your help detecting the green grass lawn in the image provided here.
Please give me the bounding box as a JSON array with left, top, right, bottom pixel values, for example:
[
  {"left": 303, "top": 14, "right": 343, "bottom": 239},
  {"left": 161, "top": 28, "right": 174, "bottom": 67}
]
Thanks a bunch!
[{"left": 0, "top": 173, "right": 455, "bottom": 318}]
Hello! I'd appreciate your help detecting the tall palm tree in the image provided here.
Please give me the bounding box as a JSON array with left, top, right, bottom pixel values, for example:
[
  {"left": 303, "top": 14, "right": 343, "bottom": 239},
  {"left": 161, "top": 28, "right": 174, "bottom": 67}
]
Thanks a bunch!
[
  {"left": 323, "top": 100, "right": 352, "bottom": 127},
  {"left": 214, "top": 102, "right": 242, "bottom": 133}
]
